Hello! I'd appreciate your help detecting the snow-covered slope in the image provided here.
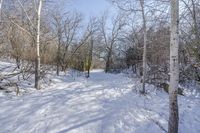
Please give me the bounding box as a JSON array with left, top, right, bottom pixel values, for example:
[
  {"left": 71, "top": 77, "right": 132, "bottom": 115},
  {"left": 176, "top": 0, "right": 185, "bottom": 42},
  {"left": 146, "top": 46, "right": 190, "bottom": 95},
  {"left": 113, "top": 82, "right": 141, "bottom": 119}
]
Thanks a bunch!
[{"left": 0, "top": 64, "right": 200, "bottom": 133}]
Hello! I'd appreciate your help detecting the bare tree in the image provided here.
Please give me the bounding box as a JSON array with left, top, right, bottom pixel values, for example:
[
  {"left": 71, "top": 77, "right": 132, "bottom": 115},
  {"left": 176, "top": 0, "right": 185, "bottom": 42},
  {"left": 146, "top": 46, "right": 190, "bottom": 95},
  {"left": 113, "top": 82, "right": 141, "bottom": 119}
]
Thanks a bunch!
[
  {"left": 140, "top": 0, "right": 147, "bottom": 93},
  {"left": 100, "top": 14, "right": 125, "bottom": 72},
  {"left": 85, "top": 17, "right": 98, "bottom": 77},
  {"left": 181, "top": 0, "right": 200, "bottom": 59},
  {"left": 35, "top": 0, "right": 43, "bottom": 89},
  {"left": 2, "top": 0, "right": 45, "bottom": 89},
  {"left": 112, "top": 0, "right": 148, "bottom": 93},
  {"left": 86, "top": 35, "right": 93, "bottom": 77},
  {"left": 61, "top": 12, "right": 82, "bottom": 71},
  {"left": 8, "top": 24, "right": 23, "bottom": 69},
  {"left": 168, "top": 0, "right": 179, "bottom": 132},
  {"left": 52, "top": 11, "right": 64, "bottom": 76}
]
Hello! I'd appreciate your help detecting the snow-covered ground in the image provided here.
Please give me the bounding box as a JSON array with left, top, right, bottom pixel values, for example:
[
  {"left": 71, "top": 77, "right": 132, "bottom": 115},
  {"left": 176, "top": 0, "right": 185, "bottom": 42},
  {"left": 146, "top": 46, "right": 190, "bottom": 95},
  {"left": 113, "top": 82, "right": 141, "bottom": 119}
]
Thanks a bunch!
[{"left": 0, "top": 61, "right": 200, "bottom": 133}]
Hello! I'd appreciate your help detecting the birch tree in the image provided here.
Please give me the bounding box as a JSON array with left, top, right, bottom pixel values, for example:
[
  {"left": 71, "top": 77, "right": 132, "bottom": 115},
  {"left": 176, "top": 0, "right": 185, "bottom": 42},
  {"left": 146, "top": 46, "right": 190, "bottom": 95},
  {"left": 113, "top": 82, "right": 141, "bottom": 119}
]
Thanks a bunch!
[
  {"left": 168, "top": 0, "right": 179, "bottom": 132},
  {"left": 4, "top": 0, "right": 44, "bottom": 89},
  {"left": 112, "top": 0, "right": 148, "bottom": 93},
  {"left": 0, "top": 0, "right": 3, "bottom": 22},
  {"left": 35, "top": 0, "right": 43, "bottom": 89},
  {"left": 140, "top": 0, "right": 147, "bottom": 93}
]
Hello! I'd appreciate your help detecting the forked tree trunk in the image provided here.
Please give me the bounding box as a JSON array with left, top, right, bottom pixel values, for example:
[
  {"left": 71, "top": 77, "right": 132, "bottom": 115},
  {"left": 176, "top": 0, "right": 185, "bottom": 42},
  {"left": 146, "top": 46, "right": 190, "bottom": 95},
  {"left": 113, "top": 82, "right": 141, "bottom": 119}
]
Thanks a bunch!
[
  {"left": 168, "top": 0, "right": 179, "bottom": 132},
  {"left": 35, "top": 0, "right": 43, "bottom": 89}
]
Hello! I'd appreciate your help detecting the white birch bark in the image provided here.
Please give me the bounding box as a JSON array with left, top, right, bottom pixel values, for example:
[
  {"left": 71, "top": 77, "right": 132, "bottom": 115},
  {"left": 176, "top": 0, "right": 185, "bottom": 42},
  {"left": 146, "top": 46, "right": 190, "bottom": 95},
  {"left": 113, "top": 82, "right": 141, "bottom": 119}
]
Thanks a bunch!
[
  {"left": 35, "top": 0, "right": 43, "bottom": 89},
  {"left": 168, "top": 0, "right": 179, "bottom": 132},
  {"left": 0, "top": 0, "right": 3, "bottom": 22}
]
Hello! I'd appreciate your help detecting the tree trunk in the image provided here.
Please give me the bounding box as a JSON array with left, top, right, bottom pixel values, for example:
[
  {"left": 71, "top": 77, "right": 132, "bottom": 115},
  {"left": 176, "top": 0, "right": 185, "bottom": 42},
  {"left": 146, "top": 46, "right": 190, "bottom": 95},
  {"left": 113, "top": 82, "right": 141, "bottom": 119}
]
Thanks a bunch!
[
  {"left": 168, "top": 0, "right": 179, "bottom": 132},
  {"left": 56, "top": 32, "right": 61, "bottom": 76},
  {"left": 0, "top": 0, "right": 3, "bottom": 22},
  {"left": 16, "top": 57, "right": 20, "bottom": 69},
  {"left": 35, "top": 0, "right": 43, "bottom": 89},
  {"left": 105, "top": 49, "right": 112, "bottom": 73},
  {"left": 86, "top": 36, "right": 94, "bottom": 78},
  {"left": 191, "top": 0, "right": 199, "bottom": 41},
  {"left": 140, "top": 0, "right": 147, "bottom": 93},
  {"left": 56, "top": 56, "right": 60, "bottom": 76}
]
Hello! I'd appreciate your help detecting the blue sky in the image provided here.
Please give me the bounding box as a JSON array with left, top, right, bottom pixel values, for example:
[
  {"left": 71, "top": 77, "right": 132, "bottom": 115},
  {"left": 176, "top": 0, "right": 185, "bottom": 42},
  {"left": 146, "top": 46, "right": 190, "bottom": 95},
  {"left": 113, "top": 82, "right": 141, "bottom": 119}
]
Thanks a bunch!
[{"left": 69, "top": 0, "right": 116, "bottom": 20}]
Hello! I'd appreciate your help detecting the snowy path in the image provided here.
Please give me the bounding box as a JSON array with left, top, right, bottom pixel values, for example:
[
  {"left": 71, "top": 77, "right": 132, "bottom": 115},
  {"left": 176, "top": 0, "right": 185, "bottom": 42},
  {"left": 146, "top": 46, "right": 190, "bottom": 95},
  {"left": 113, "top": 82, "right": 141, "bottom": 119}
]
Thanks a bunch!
[{"left": 0, "top": 70, "right": 200, "bottom": 133}]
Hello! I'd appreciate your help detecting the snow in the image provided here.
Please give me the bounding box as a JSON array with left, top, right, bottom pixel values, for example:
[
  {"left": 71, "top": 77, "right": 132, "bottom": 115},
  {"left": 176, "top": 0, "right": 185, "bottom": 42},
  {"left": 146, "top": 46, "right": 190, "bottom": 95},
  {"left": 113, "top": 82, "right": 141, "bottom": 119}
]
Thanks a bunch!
[{"left": 0, "top": 61, "right": 200, "bottom": 133}]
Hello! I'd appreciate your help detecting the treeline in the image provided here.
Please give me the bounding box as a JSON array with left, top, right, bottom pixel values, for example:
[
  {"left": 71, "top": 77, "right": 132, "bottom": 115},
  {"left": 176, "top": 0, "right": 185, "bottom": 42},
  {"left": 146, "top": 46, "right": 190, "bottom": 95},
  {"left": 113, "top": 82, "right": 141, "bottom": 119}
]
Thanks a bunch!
[{"left": 0, "top": 0, "right": 199, "bottom": 88}]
